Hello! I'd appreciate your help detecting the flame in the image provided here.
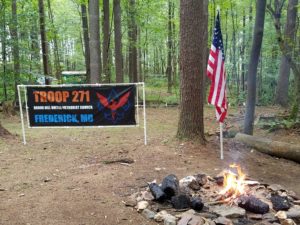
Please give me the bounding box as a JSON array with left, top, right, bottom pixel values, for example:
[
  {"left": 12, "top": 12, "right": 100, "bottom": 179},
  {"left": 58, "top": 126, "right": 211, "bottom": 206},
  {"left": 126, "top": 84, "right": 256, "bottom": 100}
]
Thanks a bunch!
[{"left": 219, "top": 164, "right": 246, "bottom": 199}]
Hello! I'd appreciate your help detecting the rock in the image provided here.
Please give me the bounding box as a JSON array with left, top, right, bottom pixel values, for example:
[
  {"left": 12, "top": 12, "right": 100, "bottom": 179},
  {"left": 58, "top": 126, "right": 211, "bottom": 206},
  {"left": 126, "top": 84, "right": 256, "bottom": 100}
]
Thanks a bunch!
[
  {"left": 191, "top": 197, "right": 204, "bottom": 211},
  {"left": 141, "top": 190, "right": 154, "bottom": 201},
  {"left": 262, "top": 213, "right": 277, "bottom": 222},
  {"left": 238, "top": 195, "right": 270, "bottom": 214},
  {"left": 142, "top": 209, "right": 156, "bottom": 219},
  {"left": 136, "top": 201, "right": 149, "bottom": 212},
  {"left": 124, "top": 199, "right": 136, "bottom": 207},
  {"left": 149, "top": 183, "right": 166, "bottom": 202},
  {"left": 247, "top": 213, "right": 263, "bottom": 220},
  {"left": 162, "top": 174, "right": 179, "bottom": 198},
  {"left": 188, "top": 215, "right": 206, "bottom": 225},
  {"left": 178, "top": 214, "right": 193, "bottom": 225},
  {"left": 268, "top": 184, "right": 284, "bottom": 192},
  {"left": 275, "top": 211, "right": 287, "bottom": 220},
  {"left": 154, "top": 210, "right": 168, "bottom": 222},
  {"left": 270, "top": 194, "right": 290, "bottom": 211},
  {"left": 214, "top": 217, "right": 233, "bottom": 225},
  {"left": 209, "top": 205, "right": 246, "bottom": 218},
  {"left": 180, "top": 176, "right": 197, "bottom": 188},
  {"left": 164, "top": 214, "right": 177, "bottom": 225},
  {"left": 278, "top": 219, "right": 296, "bottom": 225},
  {"left": 188, "top": 180, "right": 201, "bottom": 191},
  {"left": 195, "top": 174, "right": 208, "bottom": 186},
  {"left": 171, "top": 194, "right": 191, "bottom": 209},
  {"left": 252, "top": 222, "right": 273, "bottom": 225},
  {"left": 286, "top": 205, "right": 300, "bottom": 218}
]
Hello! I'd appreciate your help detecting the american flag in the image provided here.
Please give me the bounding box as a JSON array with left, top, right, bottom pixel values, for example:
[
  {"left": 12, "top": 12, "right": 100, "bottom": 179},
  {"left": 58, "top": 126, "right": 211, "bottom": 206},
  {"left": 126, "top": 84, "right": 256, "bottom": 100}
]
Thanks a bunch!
[{"left": 207, "top": 11, "right": 227, "bottom": 123}]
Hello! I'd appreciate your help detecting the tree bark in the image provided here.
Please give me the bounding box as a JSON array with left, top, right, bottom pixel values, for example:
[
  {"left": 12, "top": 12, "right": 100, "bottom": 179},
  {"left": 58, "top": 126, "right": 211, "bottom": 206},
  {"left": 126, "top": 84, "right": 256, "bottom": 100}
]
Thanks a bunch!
[
  {"left": 11, "top": 0, "right": 20, "bottom": 101},
  {"left": 88, "top": 0, "right": 100, "bottom": 83},
  {"left": 38, "top": 0, "right": 50, "bottom": 77},
  {"left": 128, "top": 0, "right": 138, "bottom": 82},
  {"left": 102, "top": 0, "right": 110, "bottom": 83},
  {"left": 177, "top": 0, "right": 207, "bottom": 142},
  {"left": 47, "top": 0, "right": 61, "bottom": 81},
  {"left": 1, "top": 0, "right": 7, "bottom": 101},
  {"left": 243, "top": 0, "right": 266, "bottom": 135},
  {"left": 275, "top": 0, "right": 298, "bottom": 107},
  {"left": 235, "top": 133, "right": 300, "bottom": 163},
  {"left": 113, "top": 0, "right": 123, "bottom": 83},
  {"left": 166, "top": 0, "right": 173, "bottom": 94},
  {"left": 81, "top": 3, "right": 91, "bottom": 83}
]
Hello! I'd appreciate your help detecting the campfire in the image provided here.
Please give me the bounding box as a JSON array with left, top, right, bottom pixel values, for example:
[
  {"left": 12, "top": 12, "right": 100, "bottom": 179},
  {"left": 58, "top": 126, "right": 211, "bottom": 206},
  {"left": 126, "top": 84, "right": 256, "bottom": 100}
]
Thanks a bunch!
[
  {"left": 219, "top": 164, "right": 246, "bottom": 200},
  {"left": 124, "top": 164, "right": 300, "bottom": 225}
]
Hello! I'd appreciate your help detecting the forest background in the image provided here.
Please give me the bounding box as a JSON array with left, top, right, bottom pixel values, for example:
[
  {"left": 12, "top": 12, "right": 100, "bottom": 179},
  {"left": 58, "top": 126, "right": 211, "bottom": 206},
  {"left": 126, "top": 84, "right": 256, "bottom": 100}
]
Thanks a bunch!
[{"left": 0, "top": 0, "right": 299, "bottom": 131}]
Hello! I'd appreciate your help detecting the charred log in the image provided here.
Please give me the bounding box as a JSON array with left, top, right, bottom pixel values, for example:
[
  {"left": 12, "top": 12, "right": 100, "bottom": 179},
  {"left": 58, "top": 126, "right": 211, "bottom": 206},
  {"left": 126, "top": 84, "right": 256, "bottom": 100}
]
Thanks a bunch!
[
  {"left": 191, "top": 197, "right": 204, "bottom": 211},
  {"left": 161, "top": 174, "right": 179, "bottom": 198},
  {"left": 238, "top": 195, "right": 269, "bottom": 214},
  {"left": 270, "top": 194, "right": 290, "bottom": 211},
  {"left": 148, "top": 183, "right": 166, "bottom": 202},
  {"left": 171, "top": 194, "right": 191, "bottom": 209}
]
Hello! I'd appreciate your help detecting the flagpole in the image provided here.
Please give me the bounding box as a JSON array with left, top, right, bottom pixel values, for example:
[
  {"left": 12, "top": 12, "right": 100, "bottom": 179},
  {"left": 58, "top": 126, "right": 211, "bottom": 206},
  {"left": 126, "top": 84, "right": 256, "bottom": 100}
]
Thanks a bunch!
[{"left": 220, "top": 123, "right": 224, "bottom": 160}]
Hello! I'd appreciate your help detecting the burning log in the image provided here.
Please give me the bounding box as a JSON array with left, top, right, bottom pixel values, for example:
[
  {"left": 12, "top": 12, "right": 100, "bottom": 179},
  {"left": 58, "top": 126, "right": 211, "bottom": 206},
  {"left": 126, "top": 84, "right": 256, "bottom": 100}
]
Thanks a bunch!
[
  {"left": 148, "top": 183, "right": 166, "bottom": 202},
  {"left": 235, "top": 133, "right": 300, "bottom": 163},
  {"left": 161, "top": 174, "right": 179, "bottom": 199},
  {"left": 238, "top": 195, "right": 269, "bottom": 214}
]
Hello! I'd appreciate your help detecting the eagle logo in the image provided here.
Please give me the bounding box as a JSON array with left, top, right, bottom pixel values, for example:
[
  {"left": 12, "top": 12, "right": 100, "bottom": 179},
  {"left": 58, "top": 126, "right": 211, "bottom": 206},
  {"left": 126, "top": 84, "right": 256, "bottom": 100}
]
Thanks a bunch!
[{"left": 96, "top": 90, "right": 131, "bottom": 122}]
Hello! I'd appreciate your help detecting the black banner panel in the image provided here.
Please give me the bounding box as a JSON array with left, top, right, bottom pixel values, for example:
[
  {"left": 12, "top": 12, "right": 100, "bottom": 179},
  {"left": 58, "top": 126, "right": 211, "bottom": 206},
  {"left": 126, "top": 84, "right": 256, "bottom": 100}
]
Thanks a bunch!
[{"left": 26, "top": 85, "right": 136, "bottom": 127}]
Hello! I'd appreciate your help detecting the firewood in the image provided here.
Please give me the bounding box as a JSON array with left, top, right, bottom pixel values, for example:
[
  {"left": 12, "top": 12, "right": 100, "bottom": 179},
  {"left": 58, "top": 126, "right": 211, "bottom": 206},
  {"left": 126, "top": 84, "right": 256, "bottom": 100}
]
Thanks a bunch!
[
  {"left": 148, "top": 183, "right": 166, "bottom": 202},
  {"left": 235, "top": 133, "right": 300, "bottom": 163},
  {"left": 238, "top": 195, "right": 269, "bottom": 214},
  {"left": 161, "top": 174, "right": 179, "bottom": 199}
]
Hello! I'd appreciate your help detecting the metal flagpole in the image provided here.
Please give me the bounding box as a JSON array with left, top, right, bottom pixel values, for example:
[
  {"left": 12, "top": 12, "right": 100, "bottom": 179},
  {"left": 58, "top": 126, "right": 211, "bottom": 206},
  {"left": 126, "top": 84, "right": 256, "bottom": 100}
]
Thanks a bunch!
[{"left": 220, "top": 123, "right": 224, "bottom": 160}]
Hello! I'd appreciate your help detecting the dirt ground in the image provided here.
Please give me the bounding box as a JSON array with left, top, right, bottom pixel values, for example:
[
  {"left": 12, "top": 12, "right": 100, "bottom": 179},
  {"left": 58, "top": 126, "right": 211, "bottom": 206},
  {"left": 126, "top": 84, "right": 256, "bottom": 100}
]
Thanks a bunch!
[{"left": 1, "top": 107, "right": 300, "bottom": 225}]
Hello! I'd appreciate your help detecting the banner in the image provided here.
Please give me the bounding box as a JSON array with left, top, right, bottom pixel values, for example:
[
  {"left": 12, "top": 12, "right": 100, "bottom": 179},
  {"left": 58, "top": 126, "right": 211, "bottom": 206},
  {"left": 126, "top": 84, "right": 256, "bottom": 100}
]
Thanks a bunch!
[{"left": 26, "top": 85, "right": 136, "bottom": 127}]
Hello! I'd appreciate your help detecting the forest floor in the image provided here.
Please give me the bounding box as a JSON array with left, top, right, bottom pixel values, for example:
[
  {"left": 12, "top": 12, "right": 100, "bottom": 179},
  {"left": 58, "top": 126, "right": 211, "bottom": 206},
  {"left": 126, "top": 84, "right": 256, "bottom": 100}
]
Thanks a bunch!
[{"left": 0, "top": 106, "right": 300, "bottom": 225}]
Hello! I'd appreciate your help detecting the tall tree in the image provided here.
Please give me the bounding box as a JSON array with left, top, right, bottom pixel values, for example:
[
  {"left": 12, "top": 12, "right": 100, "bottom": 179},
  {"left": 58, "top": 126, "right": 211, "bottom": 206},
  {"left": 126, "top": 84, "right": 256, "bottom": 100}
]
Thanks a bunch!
[
  {"left": 102, "top": 0, "right": 110, "bottom": 83},
  {"left": 11, "top": 0, "right": 20, "bottom": 100},
  {"left": 166, "top": 0, "right": 173, "bottom": 93},
  {"left": 177, "top": 0, "right": 207, "bottom": 142},
  {"left": 1, "top": 0, "right": 7, "bottom": 100},
  {"left": 275, "top": 0, "right": 298, "bottom": 107},
  {"left": 243, "top": 0, "right": 267, "bottom": 135},
  {"left": 81, "top": 2, "right": 91, "bottom": 83},
  {"left": 47, "top": 0, "right": 61, "bottom": 81},
  {"left": 113, "top": 0, "right": 123, "bottom": 83},
  {"left": 128, "top": 0, "right": 138, "bottom": 82},
  {"left": 38, "top": 0, "right": 51, "bottom": 77},
  {"left": 268, "top": 0, "right": 300, "bottom": 119},
  {"left": 88, "top": 0, "right": 100, "bottom": 83}
]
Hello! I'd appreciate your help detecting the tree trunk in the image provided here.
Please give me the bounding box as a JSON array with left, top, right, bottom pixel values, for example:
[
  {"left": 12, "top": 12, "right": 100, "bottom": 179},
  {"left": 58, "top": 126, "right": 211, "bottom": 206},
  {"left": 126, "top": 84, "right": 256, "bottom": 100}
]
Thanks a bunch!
[
  {"left": 38, "top": 0, "right": 50, "bottom": 77},
  {"left": 1, "top": 0, "right": 7, "bottom": 101},
  {"left": 166, "top": 0, "right": 173, "bottom": 94},
  {"left": 88, "top": 0, "right": 100, "bottom": 83},
  {"left": 275, "top": 0, "right": 298, "bottom": 107},
  {"left": 241, "top": 10, "right": 246, "bottom": 92},
  {"left": 11, "top": 0, "right": 20, "bottom": 101},
  {"left": 113, "top": 0, "right": 123, "bottom": 83},
  {"left": 235, "top": 133, "right": 300, "bottom": 163},
  {"left": 128, "top": 0, "right": 138, "bottom": 82},
  {"left": 30, "top": 21, "right": 41, "bottom": 74},
  {"left": 81, "top": 3, "right": 91, "bottom": 83},
  {"left": 177, "top": 0, "right": 207, "bottom": 142},
  {"left": 102, "top": 0, "right": 110, "bottom": 83},
  {"left": 243, "top": 0, "right": 266, "bottom": 135},
  {"left": 47, "top": 0, "right": 61, "bottom": 81}
]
